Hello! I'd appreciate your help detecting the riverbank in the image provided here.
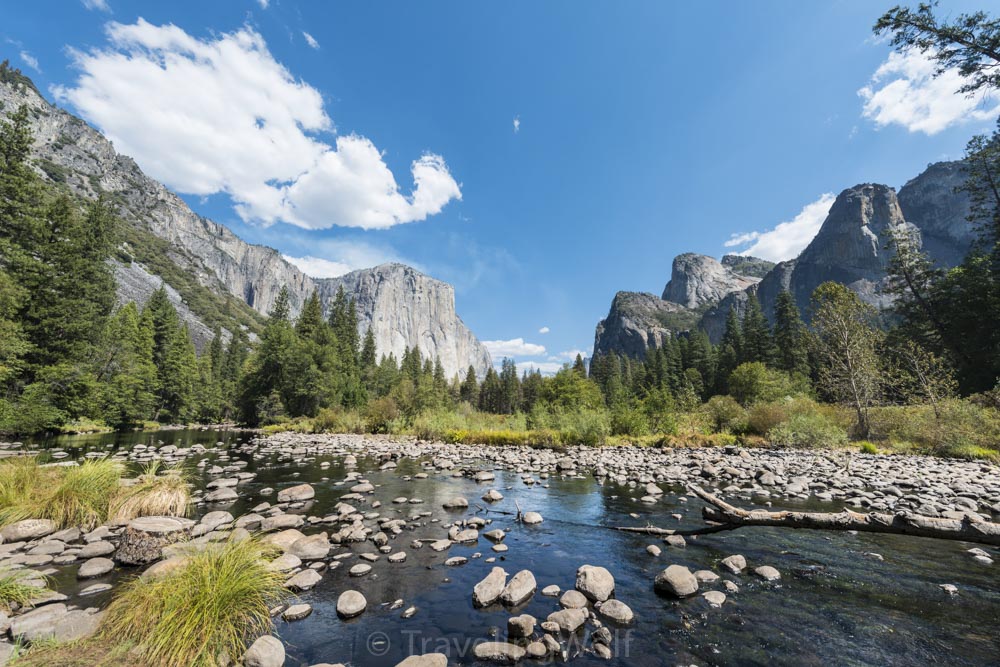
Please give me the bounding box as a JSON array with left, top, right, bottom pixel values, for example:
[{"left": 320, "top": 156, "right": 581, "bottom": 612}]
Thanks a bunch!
[{"left": 0, "top": 430, "right": 996, "bottom": 665}]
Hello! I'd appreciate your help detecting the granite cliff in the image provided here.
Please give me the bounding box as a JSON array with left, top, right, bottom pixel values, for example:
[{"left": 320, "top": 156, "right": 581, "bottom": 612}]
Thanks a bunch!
[{"left": 0, "top": 72, "right": 491, "bottom": 376}]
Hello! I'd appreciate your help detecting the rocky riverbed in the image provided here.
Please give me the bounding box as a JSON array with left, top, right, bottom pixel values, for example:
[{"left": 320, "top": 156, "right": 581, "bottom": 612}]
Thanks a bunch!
[{"left": 0, "top": 429, "right": 997, "bottom": 666}]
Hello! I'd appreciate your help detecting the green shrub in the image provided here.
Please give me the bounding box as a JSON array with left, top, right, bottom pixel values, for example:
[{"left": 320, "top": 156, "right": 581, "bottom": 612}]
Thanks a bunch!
[
  {"left": 858, "top": 441, "right": 878, "bottom": 454},
  {"left": 869, "top": 399, "right": 1000, "bottom": 458},
  {"left": 312, "top": 407, "right": 365, "bottom": 434},
  {"left": 702, "top": 395, "right": 748, "bottom": 433},
  {"left": 727, "top": 362, "right": 801, "bottom": 406},
  {"left": 101, "top": 536, "right": 287, "bottom": 667},
  {"left": 364, "top": 397, "right": 400, "bottom": 434},
  {"left": 610, "top": 405, "right": 650, "bottom": 437},
  {"left": 767, "top": 411, "right": 848, "bottom": 449}
]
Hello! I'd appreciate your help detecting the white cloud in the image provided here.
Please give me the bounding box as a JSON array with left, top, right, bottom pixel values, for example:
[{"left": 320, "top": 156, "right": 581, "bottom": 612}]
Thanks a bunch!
[
  {"left": 538, "top": 326, "right": 549, "bottom": 334},
  {"left": 482, "top": 338, "right": 546, "bottom": 358},
  {"left": 513, "top": 116, "right": 520, "bottom": 133},
  {"left": 19, "top": 52, "right": 40, "bottom": 73},
  {"left": 257, "top": 0, "right": 269, "bottom": 8},
  {"left": 556, "top": 349, "right": 586, "bottom": 361},
  {"left": 53, "top": 20, "right": 461, "bottom": 231},
  {"left": 81, "top": 0, "right": 110, "bottom": 11},
  {"left": 281, "top": 238, "right": 413, "bottom": 278},
  {"left": 725, "top": 193, "right": 835, "bottom": 263},
  {"left": 516, "top": 361, "right": 563, "bottom": 376},
  {"left": 302, "top": 32, "right": 319, "bottom": 50},
  {"left": 859, "top": 49, "right": 1000, "bottom": 135}
]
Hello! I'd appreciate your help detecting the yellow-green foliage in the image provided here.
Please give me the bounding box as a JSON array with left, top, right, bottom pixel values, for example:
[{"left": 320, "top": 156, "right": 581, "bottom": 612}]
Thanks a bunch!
[
  {"left": 110, "top": 461, "right": 190, "bottom": 523},
  {"left": 0, "top": 568, "right": 46, "bottom": 610},
  {"left": 443, "top": 428, "right": 566, "bottom": 450},
  {"left": 869, "top": 399, "right": 1000, "bottom": 459},
  {"left": 57, "top": 419, "right": 113, "bottom": 435},
  {"left": 0, "top": 458, "right": 123, "bottom": 530},
  {"left": 311, "top": 407, "right": 365, "bottom": 434},
  {"left": 101, "top": 537, "right": 287, "bottom": 667},
  {"left": 858, "top": 441, "right": 878, "bottom": 454}
]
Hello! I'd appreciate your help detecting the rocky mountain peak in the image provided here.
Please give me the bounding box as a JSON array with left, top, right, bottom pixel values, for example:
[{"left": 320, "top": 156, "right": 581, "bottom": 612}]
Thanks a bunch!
[{"left": 662, "top": 253, "right": 760, "bottom": 309}]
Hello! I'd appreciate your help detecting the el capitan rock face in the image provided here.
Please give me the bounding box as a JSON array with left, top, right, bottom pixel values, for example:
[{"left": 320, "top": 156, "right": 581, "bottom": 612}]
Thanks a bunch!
[{"left": 0, "top": 75, "right": 491, "bottom": 374}]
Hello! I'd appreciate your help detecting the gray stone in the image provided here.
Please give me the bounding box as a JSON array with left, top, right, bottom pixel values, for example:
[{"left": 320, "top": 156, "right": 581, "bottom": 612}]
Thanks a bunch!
[
  {"left": 244, "top": 634, "right": 285, "bottom": 667},
  {"left": 337, "top": 590, "right": 367, "bottom": 618},
  {"left": 282, "top": 604, "right": 313, "bottom": 621},
  {"left": 285, "top": 569, "right": 322, "bottom": 591},
  {"left": 500, "top": 569, "right": 536, "bottom": 606},
  {"left": 77, "top": 557, "right": 114, "bottom": 579},
  {"left": 473, "top": 567, "right": 507, "bottom": 607},
  {"left": 0, "top": 519, "right": 56, "bottom": 542},
  {"left": 754, "top": 565, "right": 781, "bottom": 581},
  {"left": 277, "top": 484, "right": 315, "bottom": 503},
  {"left": 576, "top": 564, "right": 615, "bottom": 602},
  {"left": 654, "top": 565, "right": 698, "bottom": 598},
  {"left": 596, "top": 599, "right": 634, "bottom": 624},
  {"left": 473, "top": 642, "right": 526, "bottom": 663}
]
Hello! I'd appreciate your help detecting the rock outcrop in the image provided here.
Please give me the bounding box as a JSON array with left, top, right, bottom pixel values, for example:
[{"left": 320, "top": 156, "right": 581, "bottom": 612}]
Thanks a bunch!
[
  {"left": 897, "top": 161, "right": 974, "bottom": 268},
  {"left": 593, "top": 292, "right": 693, "bottom": 358},
  {"left": 661, "top": 253, "right": 761, "bottom": 309},
  {"left": 319, "top": 263, "right": 491, "bottom": 378},
  {"left": 0, "top": 71, "right": 491, "bottom": 374}
]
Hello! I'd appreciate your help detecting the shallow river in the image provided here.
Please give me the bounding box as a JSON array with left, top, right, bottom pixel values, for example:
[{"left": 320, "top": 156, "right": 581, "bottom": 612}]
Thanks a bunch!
[{"left": 23, "top": 428, "right": 1000, "bottom": 667}]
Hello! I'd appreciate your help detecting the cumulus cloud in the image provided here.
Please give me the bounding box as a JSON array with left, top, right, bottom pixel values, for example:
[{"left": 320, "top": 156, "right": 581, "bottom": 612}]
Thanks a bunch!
[
  {"left": 19, "top": 52, "right": 40, "bottom": 73},
  {"left": 257, "top": 0, "right": 269, "bottom": 8},
  {"left": 81, "top": 0, "right": 110, "bottom": 11},
  {"left": 302, "top": 32, "right": 319, "bottom": 49},
  {"left": 513, "top": 116, "right": 520, "bottom": 133},
  {"left": 482, "top": 338, "right": 546, "bottom": 358},
  {"left": 53, "top": 19, "right": 461, "bottom": 230},
  {"left": 538, "top": 326, "right": 549, "bottom": 334},
  {"left": 859, "top": 49, "right": 1000, "bottom": 135},
  {"left": 725, "top": 193, "right": 835, "bottom": 263}
]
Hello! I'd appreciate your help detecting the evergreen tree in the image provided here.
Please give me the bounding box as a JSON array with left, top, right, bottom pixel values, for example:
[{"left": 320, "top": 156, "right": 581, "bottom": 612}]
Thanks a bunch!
[
  {"left": 773, "top": 290, "right": 810, "bottom": 377},
  {"left": 740, "top": 293, "right": 774, "bottom": 364},
  {"left": 459, "top": 365, "right": 479, "bottom": 405}
]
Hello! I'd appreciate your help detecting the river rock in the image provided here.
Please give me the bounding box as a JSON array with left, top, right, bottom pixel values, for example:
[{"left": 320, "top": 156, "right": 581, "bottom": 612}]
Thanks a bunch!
[
  {"left": 285, "top": 569, "right": 322, "bottom": 591},
  {"left": 77, "top": 557, "right": 114, "bottom": 579},
  {"left": 0, "top": 519, "right": 56, "bottom": 542},
  {"left": 507, "top": 613, "right": 536, "bottom": 638},
  {"left": 500, "top": 569, "right": 536, "bottom": 606},
  {"left": 395, "top": 655, "right": 448, "bottom": 667},
  {"left": 596, "top": 599, "right": 634, "bottom": 624},
  {"left": 442, "top": 497, "right": 468, "bottom": 509},
  {"left": 721, "top": 554, "right": 747, "bottom": 574},
  {"left": 205, "top": 487, "right": 239, "bottom": 502},
  {"left": 474, "top": 567, "right": 507, "bottom": 607},
  {"left": 559, "top": 590, "right": 588, "bottom": 609},
  {"left": 260, "top": 514, "right": 304, "bottom": 532},
  {"left": 654, "top": 565, "right": 698, "bottom": 597},
  {"left": 703, "top": 590, "right": 727, "bottom": 607},
  {"left": 754, "top": 565, "right": 781, "bottom": 581},
  {"left": 546, "top": 608, "right": 588, "bottom": 633},
  {"left": 522, "top": 512, "right": 543, "bottom": 525},
  {"left": 482, "top": 489, "right": 504, "bottom": 502},
  {"left": 141, "top": 555, "right": 190, "bottom": 581},
  {"left": 289, "top": 534, "right": 330, "bottom": 560},
  {"left": 576, "top": 564, "right": 615, "bottom": 602},
  {"left": 244, "top": 634, "right": 285, "bottom": 667},
  {"left": 282, "top": 603, "right": 313, "bottom": 621},
  {"left": 473, "top": 642, "right": 526, "bottom": 663},
  {"left": 115, "top": 516, "right": 194, "bottom": 565},
  {"left": 200, "top": 511, "right": 234, "bottom": 531},
  {"left": 337, "top": 590, "right": 367, "bottom": 618},
  {"left": 277, "top": 484, "right": 315, "bottom": 503},
  {"left": 9, "top": 604, "right": 101, "bottom": 643}
]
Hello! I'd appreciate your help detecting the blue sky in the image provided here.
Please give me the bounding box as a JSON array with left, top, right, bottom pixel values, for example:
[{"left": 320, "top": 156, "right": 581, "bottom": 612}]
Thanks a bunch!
[{"left": 5, "top": 0, "right": 999, "bottom": 373}]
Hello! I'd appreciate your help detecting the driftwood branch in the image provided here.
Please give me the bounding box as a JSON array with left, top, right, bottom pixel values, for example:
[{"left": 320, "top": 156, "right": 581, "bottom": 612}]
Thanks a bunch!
[{"left": 614, "top": 485, "right": 1000, "bottom": 546}]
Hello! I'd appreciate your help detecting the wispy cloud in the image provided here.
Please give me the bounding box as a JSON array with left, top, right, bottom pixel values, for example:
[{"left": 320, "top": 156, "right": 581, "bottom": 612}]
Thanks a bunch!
[
  {"left": 725, "top": 193, "right": 835, "bottom": 262},
  {"left": 19, "top": 51, "right": 40, "bottom": 73},
  {"left": 54, "top": 20, "right": 461, "bottom": 231},
  {"left": 302, "top": 31, "right": 319, "bottom": 49},
  {"left": 859, "top": 48, "right": 1000, "bottom": 135},
  {"left": 257, "top": 0, "right": 269, "bottom": 8},
  {"left": 81, "top": 0, "right": 110, "bottom": 11},
  {"left": 513, "top": 115, "right": 520, "bottom": 133},
  {"left": 482, "top": 338, "right": 546, "bottom": 358}
]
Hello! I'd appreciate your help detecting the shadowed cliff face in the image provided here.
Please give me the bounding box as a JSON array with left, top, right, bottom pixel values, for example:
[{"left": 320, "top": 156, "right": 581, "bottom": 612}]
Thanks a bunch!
[
  {"left": 593, "top": 292, "right": 691, "bottom": 358},
  {"left": 897, "top": 161, "right": 974, "bottom": 268},
  {"left": 0, "top": 77, "right": 491, "bottom": 375}
]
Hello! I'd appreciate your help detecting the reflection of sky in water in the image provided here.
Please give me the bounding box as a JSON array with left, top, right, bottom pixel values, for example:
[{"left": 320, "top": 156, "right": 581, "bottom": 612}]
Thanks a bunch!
[{"left": 27, "top": 430, "right": 1000, "bottom": 666}]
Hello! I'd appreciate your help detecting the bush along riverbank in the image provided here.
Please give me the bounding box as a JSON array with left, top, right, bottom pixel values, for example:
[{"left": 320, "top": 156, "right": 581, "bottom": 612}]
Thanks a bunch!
[{"left": 0, "top": 431, "right": 996, "bottom": 665}]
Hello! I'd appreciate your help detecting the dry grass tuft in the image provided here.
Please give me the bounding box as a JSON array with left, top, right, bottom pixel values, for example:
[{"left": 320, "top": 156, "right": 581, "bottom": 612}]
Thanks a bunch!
[{"left": 109, "top": 461, "right": 191, "bottom": 523}]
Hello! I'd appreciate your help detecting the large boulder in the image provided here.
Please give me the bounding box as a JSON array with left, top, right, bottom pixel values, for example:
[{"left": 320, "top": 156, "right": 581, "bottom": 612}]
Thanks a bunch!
[
  {"left": 473, "top": 567, "right": 507, "bottom": 607},
  {"left": 500, "top": 570, "right": 536, "bottom": 606},
  {"left": 115, "top": 516, "right": 194, "bottom": 565},
  {"left": 337, "top": 590, "right": 367, "bottom": 618},
  {"left": 575, "top": 565, "right": 615, "bottom": 602},
  {"left": 277, "top": 484, "right": 315, "bottom": 503},
  {"left": 0, "top": 519, "right": 56, "bottom": 542},
  {"left": 654, "top": 565, "right": 698, "bottom": 598},
  {"left": 244, "top": 634, "right": 285, "bottom": 667}
]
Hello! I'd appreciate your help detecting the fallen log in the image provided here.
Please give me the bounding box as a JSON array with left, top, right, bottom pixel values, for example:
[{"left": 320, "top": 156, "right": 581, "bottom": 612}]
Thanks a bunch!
[{"left": 614, "top": 485, "right": 1000, "bottom": 546}]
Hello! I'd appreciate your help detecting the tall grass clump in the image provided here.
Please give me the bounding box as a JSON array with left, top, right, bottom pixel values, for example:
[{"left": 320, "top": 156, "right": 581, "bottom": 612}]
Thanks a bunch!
[
  {"left": 0, "top": 457, "right": 122, "bottom": 530},
  {"left": 101, "top": 537, "right": 288, "bottom": 667},
  {"left": 0, "top": 568, "right": 46, "bottom": 610},
  {"left": 110, "top": 461, "right": 191, "bottom": 523}
]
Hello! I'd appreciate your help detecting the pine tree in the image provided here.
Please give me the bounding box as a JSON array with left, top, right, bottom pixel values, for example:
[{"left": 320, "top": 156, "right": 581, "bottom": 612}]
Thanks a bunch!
[
  {"left": 459, "top": 365, "right": 479, "bottom": 405},
  {"left": 296, "top": 291, "right": 324, "bottom": 341},
  {"left": 740, "top": 293, "right": 774, "bottom": 364},
  {"left": 773, "top": 290, "right": 809, "bottom": 377}
]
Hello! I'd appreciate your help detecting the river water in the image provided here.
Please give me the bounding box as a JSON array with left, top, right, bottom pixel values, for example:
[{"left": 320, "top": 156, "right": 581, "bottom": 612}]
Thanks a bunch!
[{"left": 21, "top": 428, "right": 1000, "bottom": 667}]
